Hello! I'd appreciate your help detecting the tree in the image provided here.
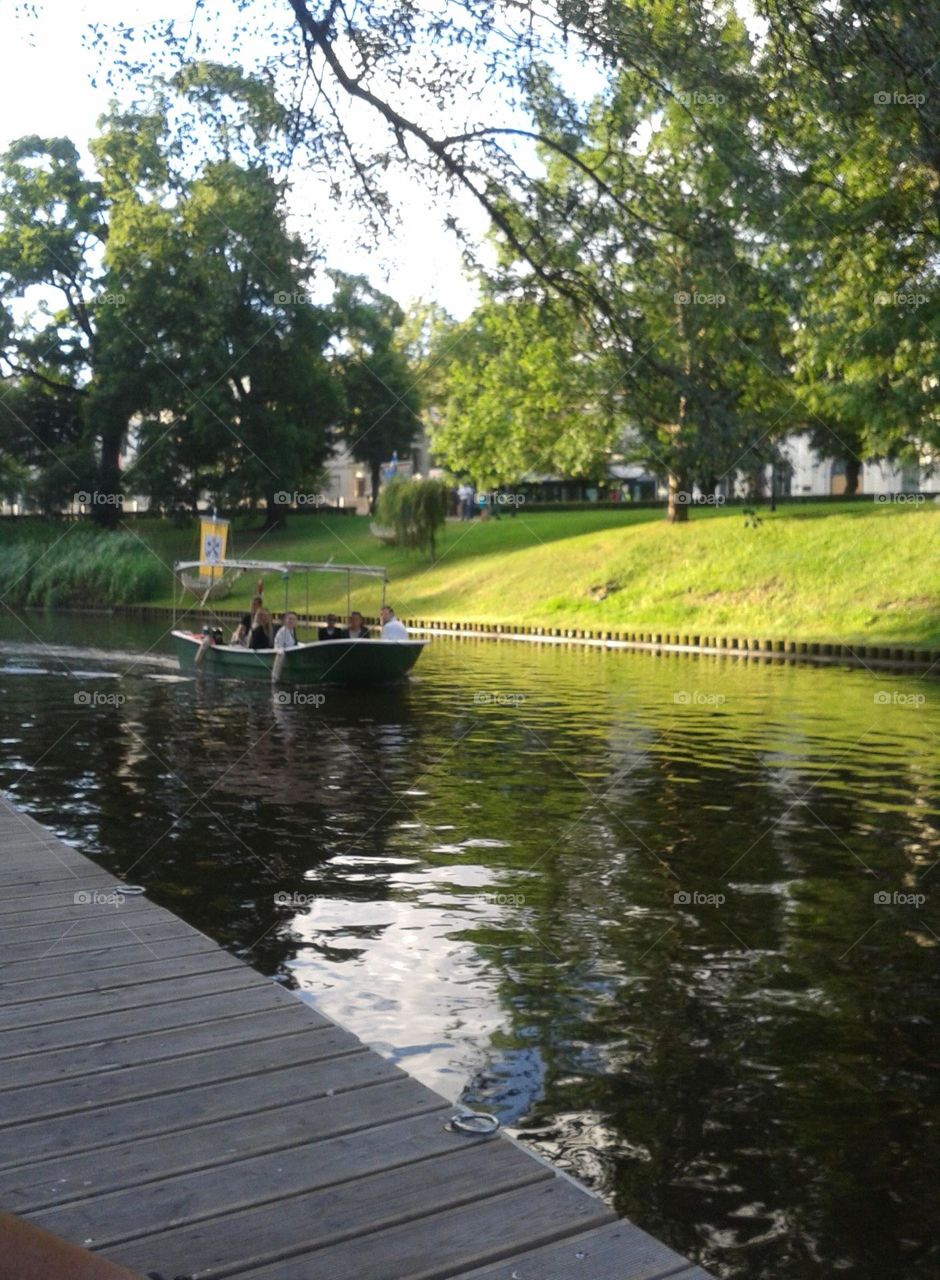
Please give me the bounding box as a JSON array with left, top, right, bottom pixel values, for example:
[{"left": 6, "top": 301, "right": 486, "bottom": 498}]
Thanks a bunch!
[
  {"left": 23, "top": 1, "right": 940, "bottom": 512},
  {"left": 431, "top": 297, "right": 620, "bottom": 489},
  {"left": 755, "top": 2, "right": 940, "bottom": 468},
  {"left": 435, "top": 6, "right": 791, "bottom": 519},
  {"left": 120, "top": 152, "right": 339, "bottom": 525},
  {"left": 0, "top": 66, "right": 340, "bottom": 525},
  {"left": 375, "top": 475, "right": 449, "bottom": 559},
  {"left": 331, "top": 273, "right": 421, "bottom": 512},
  {"left": 0, "top": 136, "right": 106, "bottom": 515}
]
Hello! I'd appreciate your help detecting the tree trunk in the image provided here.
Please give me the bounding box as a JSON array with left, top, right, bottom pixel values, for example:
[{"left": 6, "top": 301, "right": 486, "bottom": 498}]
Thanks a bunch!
[
  {"left": 264, "top": 491, "right": 285, "bottom": 530},
  {"left": 666, "top": 472, "right": 689, "bottom": 523},
  {"left": 843, "top": 457, "right": 861, "bottom": 497},
  {"left": 369, "top": 461, "right": 382, "bottom": 515},
  {"left": 92, "top": 434, "right": 123, "bottom": 529}
]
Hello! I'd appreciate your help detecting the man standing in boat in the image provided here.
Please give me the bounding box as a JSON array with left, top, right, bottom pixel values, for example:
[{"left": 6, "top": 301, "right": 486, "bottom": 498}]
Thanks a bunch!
[{"left": 380, "top": 605, "right": 408, "bottom": 639}]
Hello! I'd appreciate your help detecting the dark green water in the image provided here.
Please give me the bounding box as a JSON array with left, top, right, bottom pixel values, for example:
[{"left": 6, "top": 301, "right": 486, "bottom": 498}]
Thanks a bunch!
[{"left": 1, "top": 611, "right": 938, "bottom": 1279}]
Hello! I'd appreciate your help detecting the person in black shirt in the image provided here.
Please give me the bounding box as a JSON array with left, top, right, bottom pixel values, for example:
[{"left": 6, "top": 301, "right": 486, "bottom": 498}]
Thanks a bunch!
[
  {"left": 347, "top": 611, "right": 370, "bottom": 639},
  {"left": 249, "top": 608, "right": 274, "bottom": 649},
  {"left": 317, "top": 613, "right": 348, "bottom": 641}
]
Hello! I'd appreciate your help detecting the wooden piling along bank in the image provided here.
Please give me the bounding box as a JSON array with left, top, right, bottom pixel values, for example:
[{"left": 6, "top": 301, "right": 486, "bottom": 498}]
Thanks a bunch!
[
  {"left": 0, "top": 795, "right": 713, "bottom": 1279},
  {"left": 142, "top": 606, "right": 940, "bottom": 673}
]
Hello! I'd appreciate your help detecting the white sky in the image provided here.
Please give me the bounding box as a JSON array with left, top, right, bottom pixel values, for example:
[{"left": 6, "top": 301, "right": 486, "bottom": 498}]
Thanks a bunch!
[{"left": 0, "top": 0, "right": 514, "bottom": 318}]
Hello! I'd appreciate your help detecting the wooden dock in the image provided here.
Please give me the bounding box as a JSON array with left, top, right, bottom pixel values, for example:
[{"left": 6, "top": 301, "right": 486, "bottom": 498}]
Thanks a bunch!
[{"left": 0, "top": 794, "right": 713, "bottom": 1280}]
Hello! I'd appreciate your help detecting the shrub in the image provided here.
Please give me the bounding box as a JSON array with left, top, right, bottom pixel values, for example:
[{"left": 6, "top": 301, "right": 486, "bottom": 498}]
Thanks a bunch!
[
  {"left": 375, "top": 477, "right": 450, "bottom": 560},
  {"left": 0, "top": 528, "right": 164, "bottom": 607}
]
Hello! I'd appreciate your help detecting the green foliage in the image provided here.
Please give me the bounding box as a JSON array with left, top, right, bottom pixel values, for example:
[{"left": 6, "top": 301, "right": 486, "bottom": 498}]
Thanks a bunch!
[
  {"left": 331, "top": 273, "right": 422, "bottom": 509},
  {"left": 755, "top": 2, "right": 940, "bottom": 466},
  {"left": 0, "top": 529, "right": 164, "bottom": 607},
  {"left": 431, "top": 299, "right": 619, "bottom": 488},
  {"left": 0, "top": 64, "right": 339, "bottom": 527},
  {"left": 375, "top": 476, "right": 450, "bottom": 559}
]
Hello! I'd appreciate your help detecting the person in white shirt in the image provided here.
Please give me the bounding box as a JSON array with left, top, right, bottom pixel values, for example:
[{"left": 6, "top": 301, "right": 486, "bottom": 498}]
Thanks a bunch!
[
  {"left": 380, "top": 605, "right": 408, "bottom": 639},
  {"left": 274, "top": 612, "right": 299, "bottom": 649}
]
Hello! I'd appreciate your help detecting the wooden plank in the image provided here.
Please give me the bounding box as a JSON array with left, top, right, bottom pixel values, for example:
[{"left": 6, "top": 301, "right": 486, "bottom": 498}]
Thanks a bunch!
[
  {"left": 0, "top": 1004, "right": 339, "bottom": 1092},
  {"left": 0, "top": 1050, "right": 400, "bottom": 1167},
  {"left": 0, "top": 908, "right": 200, "bottom": 948},
  {"left": 444, "top": 1219, "right": 696, "bottom": 1280},
  {"left": 0, "top": 964, "right": 273, "bottom": 1033},
  {"left": 0, "top": 867, "right": 114, "bottom": 891},
  {"left": 0, "top": 948, "right": 243, "bottom": 1006},
  {"left": 0, "top": 885, "right": 140, "bottom": 915},
  {"left": 0, "top": 838, "right": 94, "bottom": 866},
  {"left": 1, "top": 1023, "right": 358, "bottom": 1123},
  {"left": 1, "top": 1077, "right": 443, "bottom": 1213},
  {"left": 35, "top": 1108, "right": 475, "bottom": 1249},
  {"left": 0, "top": 898, "right": 165, "bottom": 936},
  {"left": 0, "top": 932, "right": 218, "bottom": 981},
  {"left": 0, "top": 917, "right": 201, "bottom": 965},
  {"left": 0, "top": 844, "right": 92, "bottom": 866},
  {"left": 103, "top": 1141, "right": 553, "bottom": 1278},
  {"left": 229, "top": 1179, "right": 615, "bottom": 1280},
  {"left": 0, "top": 980, "right": 302, "bottom": 1060}
]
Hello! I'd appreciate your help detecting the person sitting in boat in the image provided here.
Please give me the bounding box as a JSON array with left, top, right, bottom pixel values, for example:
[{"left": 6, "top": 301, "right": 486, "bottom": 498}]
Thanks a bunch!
[
  {"left": 229, "top": 613, "right": 252, "bottom": 646},
  {"left": 249, "top": 607, "right": 274, "bottom": 649},
  {"left": 275, "top": 612, "right": 299, "bottom": 649},
  {"left": 347, "top": 611, "right": 370, "bottom": 639},
  {"left": 318, "top": 613, "right": 348, "bottom": 641},
  {"left": 380, "top": 605, "right": 408, "bottom": 639}
]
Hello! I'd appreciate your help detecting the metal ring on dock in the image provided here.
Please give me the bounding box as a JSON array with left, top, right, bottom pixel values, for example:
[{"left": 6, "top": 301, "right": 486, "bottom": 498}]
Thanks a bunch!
[
  {"left": 446, "top": 1111, "right": 500, "bottom": 1135},
  {"left": 113, "top": 883, "right": 147, "bottom": 896}
]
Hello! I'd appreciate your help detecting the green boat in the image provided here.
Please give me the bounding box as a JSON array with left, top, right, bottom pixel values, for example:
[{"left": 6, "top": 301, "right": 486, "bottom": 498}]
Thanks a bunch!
[{"left": 172, "top": 557, "right": 425, "bottom": 686}]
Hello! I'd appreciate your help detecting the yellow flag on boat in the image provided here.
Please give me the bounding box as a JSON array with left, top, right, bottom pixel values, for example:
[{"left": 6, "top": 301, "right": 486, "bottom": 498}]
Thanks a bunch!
[{"left": 198, "top": 516, "right": 230, "bottom": 580}]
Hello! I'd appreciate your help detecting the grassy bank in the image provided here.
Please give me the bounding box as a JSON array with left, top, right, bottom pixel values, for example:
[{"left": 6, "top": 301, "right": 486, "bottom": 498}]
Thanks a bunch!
[
  {"left": 1, "top": 501, "right": 938, "bottom": 645},
  {"left": 0, "top": 527, "right": 164, "bottom": 608}
]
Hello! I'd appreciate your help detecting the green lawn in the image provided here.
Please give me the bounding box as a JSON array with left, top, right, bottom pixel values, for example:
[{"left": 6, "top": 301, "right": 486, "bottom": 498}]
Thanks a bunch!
[{"left": 2, "top": 501, "right": 939, "bottom": 645}]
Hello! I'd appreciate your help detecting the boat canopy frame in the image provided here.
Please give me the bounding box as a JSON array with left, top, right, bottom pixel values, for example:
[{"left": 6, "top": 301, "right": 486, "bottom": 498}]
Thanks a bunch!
[{"left": 172, "top": 557, "right": 389, "bottom": 626}]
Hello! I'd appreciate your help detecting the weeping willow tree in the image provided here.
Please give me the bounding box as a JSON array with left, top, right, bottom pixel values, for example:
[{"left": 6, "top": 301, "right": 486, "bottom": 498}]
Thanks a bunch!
[{"left": 375, "top": 476, "right": 450, "bottom": 560}]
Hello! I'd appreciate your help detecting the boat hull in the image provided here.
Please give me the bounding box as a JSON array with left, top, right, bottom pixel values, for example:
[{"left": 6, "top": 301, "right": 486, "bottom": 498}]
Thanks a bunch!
[{"left": 172, "top": 631, "right": 425, "bottom": 685}]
